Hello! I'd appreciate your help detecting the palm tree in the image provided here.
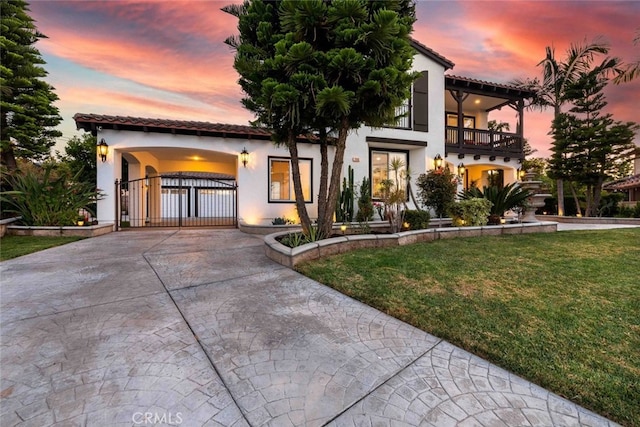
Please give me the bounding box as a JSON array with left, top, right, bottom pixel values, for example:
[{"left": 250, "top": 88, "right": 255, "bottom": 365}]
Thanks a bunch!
[
  {"left": 613, "top": 28, "right": 640, "bottom": 84},
  {"left": 512, "top": 37, "right": 621, "bottom": 216}
]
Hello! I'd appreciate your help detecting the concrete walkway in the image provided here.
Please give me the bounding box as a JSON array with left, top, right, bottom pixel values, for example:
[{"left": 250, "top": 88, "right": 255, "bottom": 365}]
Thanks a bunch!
[
  {"left": 556, "top": 222, "right": 640, "bottom": 231},
  {"left": 0, "top": 229, "right": 620, "bottom": 426}
]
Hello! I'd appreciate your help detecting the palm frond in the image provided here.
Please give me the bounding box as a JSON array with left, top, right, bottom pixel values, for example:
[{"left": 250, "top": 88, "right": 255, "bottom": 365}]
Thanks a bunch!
[
  {"left": 613, "top": 61, "right": 640, "bottom": 84},
  {"left": 559, "top": 37, "right": 611, "bottom": 94}
]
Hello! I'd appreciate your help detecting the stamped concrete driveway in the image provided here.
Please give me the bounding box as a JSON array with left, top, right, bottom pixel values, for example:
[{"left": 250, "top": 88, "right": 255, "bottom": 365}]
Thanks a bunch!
[{"left": 1, "top": 229, "right": 619, "bottom": 426}]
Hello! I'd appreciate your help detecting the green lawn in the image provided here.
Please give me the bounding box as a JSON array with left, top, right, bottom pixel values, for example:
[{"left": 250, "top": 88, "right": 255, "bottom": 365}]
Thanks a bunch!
[
  {"left": 0, "top": 235, "right": 85, "bottom": 261},
  {"left": 296, "top": 228, "right": 640, "bottom": 426}
]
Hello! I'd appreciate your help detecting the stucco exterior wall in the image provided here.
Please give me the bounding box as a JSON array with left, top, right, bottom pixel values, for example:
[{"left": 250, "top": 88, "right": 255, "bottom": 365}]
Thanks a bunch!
[
  {"left": 341, "top": 54, "right": 448, "bottom": 211},
  {"left": 96, "top": 129, "right": 334, "bottom": 226}
]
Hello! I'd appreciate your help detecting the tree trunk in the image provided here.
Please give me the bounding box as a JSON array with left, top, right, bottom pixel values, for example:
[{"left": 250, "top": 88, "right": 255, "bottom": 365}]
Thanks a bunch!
[
  {"left": 318, "top": 118, "right": 348, "bottom": 238},
  {"left": 407, "top": 180, "right": 421, "bottom": 211},
  {"left": 587, "top": 177, "right": 604, "bottom": 216},
  {"left": 568, "top": 182, "right": 581, "bottom": 217},
  {"left": 584, "top": 185, "right": 594, "bottom": 217},
  {"left": 554, "top": 105, "right": 565, "bottom": 216},
  {"left": 1, "top": 144, "right": 17, "bottom": 172},
  {"left": 316, "top": 130, "right": 329, "bottom": 232},
  {"left": 287, "top": 133, "right": 312, "bottom": 234},
  {"left": 556, "top": 179, "right": 565, "bottom": 216}
]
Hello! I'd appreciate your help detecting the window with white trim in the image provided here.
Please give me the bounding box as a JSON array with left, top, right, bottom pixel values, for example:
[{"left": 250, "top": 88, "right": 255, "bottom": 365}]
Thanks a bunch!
[
  {"left": 268, "top": 157, "right": 312, "bottom": 202},
  {"left": 370, "top": 150, "right": 408, "bottom": 199}
]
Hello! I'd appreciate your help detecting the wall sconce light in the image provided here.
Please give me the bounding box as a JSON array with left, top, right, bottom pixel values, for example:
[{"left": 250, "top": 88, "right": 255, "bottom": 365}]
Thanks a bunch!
[
  {"left": 457, "top": 162, "right": 465, "bottom": 177},
  {"left": 97, "top": 138, "right": 108, "bottom": 162},
  {"left": 434, "top": 154, "right": 443, "bottom": 170},
  {"left": 517, "top": 168, "right": 525, "bottom": 180},
  {"left": 240, "top": 147, "right": 249, "bottom": 168}
]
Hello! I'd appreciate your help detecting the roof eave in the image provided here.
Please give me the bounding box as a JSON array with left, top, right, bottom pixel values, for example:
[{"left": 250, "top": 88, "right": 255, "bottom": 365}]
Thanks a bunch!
[{"left": 410, "top": 39, "right": 455, "bottom": 70}]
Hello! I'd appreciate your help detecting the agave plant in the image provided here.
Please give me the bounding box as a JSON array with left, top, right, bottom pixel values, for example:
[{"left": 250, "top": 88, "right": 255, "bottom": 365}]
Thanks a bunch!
[{"left": 459, "top": 183, "right": 532, "bottom": 224}]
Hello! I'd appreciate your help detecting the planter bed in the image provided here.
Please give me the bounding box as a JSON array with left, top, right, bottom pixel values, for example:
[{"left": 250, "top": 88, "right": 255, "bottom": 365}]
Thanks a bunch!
[
  {"left": 7, "top": 223, "right": 114, "bottom": 238},
  {"left": 265, "top": 221, "right": 558, "bottom": 268}
]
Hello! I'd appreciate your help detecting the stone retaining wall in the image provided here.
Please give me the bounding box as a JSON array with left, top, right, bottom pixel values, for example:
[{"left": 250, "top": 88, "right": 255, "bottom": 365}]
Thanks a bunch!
[
  {"left": 241, "top": 219, "right": 452, "bottom": 235},
  {"left": 0, "top": 217, "right": 20, "bottom": 238},
  {"left": 7, "top": 224, "right": 114, "bottom": 238},
  {"left": 265, "top": 221, "right": 558, "bottom": 268}
]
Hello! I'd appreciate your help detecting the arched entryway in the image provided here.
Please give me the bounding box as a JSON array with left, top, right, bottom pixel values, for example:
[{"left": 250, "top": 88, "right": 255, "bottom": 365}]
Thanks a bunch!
[
  {"left": 116, "top": 172, "right": 237, "bottom": 228},
  {"left": 115, "top": 148, "right": 238, "bottom": 229}
]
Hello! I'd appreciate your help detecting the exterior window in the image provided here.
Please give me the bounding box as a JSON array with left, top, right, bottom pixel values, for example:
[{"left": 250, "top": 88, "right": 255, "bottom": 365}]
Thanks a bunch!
[
  {"left": 269, "top": 157, "right": 312, "bottom": 202},
  {"left": 371, "top": 150, "right": 408, "bottom": 199},
  {"left": 446, "top": 113, "right": 476, "bottom": 128}
]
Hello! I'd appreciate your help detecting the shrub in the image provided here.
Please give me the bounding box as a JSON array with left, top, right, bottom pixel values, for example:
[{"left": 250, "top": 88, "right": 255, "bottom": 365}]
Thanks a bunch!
[
  {"left": 416, "top": 168, "right": 457, "bottom": 218},
  {"left": 272, "top": 217, "right": 294, "bottom": 225},
  {"left": 449, "top": 198, "right": 493, "bottom": 226},
  {"left": 355, "top": 176, "right": 374, "bottom": 222},
  {"left": 403, "top": 209, "right": 430, "bottom": 230},
  {"left": 616, "top": 202, "right": 640, "bottom": 218},
  {"left": 277, "top": 225, "right": 322, "bottom": 248},
  {"left": 459, "top": 183, "right": 531, "bottom": 224},
  {"left": 598, "top": 192, "right": 625, "bottom": 217},
  {"left": 1, "top": 164, "right": 101, "bottom": 226}
]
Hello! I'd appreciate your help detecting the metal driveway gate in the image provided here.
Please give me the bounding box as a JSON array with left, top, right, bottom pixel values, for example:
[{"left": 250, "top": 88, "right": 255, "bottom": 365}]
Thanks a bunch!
[{"left": 115, "top": 172, "right": 237, "bottom": 229}]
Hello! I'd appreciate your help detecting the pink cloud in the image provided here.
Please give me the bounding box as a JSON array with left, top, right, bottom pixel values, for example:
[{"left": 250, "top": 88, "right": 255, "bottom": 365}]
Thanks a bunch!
[
  {"left": 415, "top": 1, "right": 640, "bottom": 155},
  {"left": 32, "top": 1, "right": 241, "bottom": 106}
]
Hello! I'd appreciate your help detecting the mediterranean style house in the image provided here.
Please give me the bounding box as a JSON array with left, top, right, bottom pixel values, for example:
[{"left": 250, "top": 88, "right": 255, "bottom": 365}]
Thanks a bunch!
[{"left": 74, "top": 39, "right": 534, "bottom": 229}]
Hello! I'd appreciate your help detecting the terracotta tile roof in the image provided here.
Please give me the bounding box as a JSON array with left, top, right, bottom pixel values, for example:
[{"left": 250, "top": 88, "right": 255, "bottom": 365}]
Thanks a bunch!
[
  {"left": 73, "top": 113, "right": 273, "bottom": 140},
  {"left": 603, "top": 174, "right": 640, "bottom": 191},
  {"left": 445, "top": 75, "right": 536, "bottom": 98},
  {"left": 410, "top": 39, "right": 455, "bottom": 70}
]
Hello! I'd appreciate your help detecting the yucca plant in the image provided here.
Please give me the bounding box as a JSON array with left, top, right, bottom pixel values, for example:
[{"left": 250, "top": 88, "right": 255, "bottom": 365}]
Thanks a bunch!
[
  {"left": 1, "top": 164, "right": 102, "bottom": 226},
  {"left": 459, "top": 183, "right": 532, "bottom": 225}
]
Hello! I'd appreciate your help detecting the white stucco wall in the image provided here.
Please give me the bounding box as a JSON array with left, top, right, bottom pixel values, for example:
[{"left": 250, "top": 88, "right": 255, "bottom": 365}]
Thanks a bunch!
[{"left": 341, "top": 53, "right": 448, "bottom": 212}]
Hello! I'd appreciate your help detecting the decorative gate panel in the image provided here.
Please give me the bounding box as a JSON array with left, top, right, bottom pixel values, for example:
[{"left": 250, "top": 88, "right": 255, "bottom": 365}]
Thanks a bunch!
[{"left": 115, "top": 172, "right": 237, "bottom": 229}]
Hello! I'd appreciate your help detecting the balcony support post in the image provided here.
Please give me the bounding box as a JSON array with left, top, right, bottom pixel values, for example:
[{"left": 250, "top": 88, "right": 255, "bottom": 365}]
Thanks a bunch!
[{"left": 449, "top": 89, "right": 468, "bottom": 148}]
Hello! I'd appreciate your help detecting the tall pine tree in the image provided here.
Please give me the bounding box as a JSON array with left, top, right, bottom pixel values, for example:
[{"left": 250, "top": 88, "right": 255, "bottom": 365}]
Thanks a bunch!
[
  {"left": 1, "top": 0, "right": 62, "bottom": 170},
  {"left": 550, "top": 69, "right": 637, "bottom": 217}
]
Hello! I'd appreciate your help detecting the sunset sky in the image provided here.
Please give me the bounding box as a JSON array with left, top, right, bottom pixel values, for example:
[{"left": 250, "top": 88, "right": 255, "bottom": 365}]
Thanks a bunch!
[{"left": 29, "top": 0, "right": 640, "bottom": 158}]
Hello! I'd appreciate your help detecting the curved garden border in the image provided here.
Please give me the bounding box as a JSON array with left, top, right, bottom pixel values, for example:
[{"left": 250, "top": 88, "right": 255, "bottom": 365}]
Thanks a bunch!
[
  {"left": 265, "top": 221, "right": 558, "bottom": 268},
  {"left": 6, "top": 223, "right": 114, "bottom": 238}
]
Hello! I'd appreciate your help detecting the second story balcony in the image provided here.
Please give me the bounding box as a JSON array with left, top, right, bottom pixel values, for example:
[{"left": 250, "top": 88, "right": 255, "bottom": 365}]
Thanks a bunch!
[
  {"left": 384, "top": 74, "right": 535, "bottom": 159},
  {"left": 445, "top": 127, "right": 524, "bottom": 155},
  {"left": 444, "top": 75, "right": 535, "bottom": 159}
]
